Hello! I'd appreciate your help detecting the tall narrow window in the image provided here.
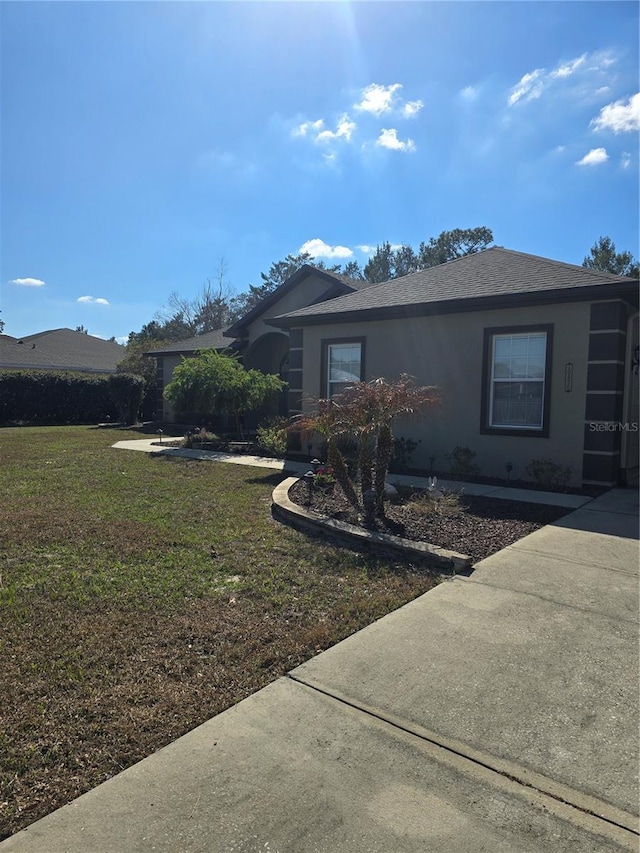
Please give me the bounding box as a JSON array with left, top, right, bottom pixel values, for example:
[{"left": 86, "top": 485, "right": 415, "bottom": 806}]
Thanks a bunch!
[
  {"left": 489, "top": 332, "right": 547, "bottom": 429},
  {"left": 327, "top": 342, "right": 362, "bottom": 398}
]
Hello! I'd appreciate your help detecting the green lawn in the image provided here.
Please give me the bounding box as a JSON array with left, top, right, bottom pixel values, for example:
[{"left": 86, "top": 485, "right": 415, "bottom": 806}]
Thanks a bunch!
[{"left": 0, "top": 425, "right": 441, "bottom": 839}]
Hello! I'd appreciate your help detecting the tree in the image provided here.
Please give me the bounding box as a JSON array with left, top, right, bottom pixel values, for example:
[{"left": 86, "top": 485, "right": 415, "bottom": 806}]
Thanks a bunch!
[
  {"left": 418, "top": 226, "right": 494, "bottom": 268},
  {"left": 362, "top": 228, "right": 493, "bottom": 284},
  {"left": 116, "top": 342, "right": 158, "bottom": 418},
  {"left": 293, "top": 376, "right": 440, "bottom": 526},
  {"left": 229, "top": 252, "right": 343, "bottom": 320},
  {"left": 75, "top": 325, "right": 89, "bottom": 335},
  {"left": 163, "top": 349, "right": 285, "bottom": 437},
  {"left": 0, "top": 312, "right": 4, "bottom": 334},
  {"left": 582, "top": 236, "right": 639, "bottom": 278},
  {"left": 107, "top": 373, "right": 145, "bottom": 425}
]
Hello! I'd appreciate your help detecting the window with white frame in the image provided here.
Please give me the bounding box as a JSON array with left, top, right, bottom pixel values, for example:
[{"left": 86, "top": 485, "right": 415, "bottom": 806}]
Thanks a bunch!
[
  {"left": 489, "top": 331, "right": 547, "bottom": 429},
  {"left": 327, "top": 342, "right": 362, "bottom": 398}
]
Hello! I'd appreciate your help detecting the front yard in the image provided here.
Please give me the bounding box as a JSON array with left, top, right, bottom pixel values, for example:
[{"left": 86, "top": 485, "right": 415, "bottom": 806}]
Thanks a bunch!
[{"left": 0, "top": 426, "right": 442, "bottom": 839}]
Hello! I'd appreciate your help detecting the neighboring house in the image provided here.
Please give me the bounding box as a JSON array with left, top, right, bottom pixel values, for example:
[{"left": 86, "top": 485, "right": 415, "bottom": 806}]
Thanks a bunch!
[
  {"left": 149, "top": 249, "right": 639, "bottom": 488},
  {"left": 0, "top": 328, "right": 124, "bottom": 374}
]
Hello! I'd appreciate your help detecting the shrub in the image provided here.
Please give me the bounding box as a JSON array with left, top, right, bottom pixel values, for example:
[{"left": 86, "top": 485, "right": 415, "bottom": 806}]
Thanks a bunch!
[
  {"left": 445, "top": 446, "right": 480, "bottom": 478},
  {"left": 107, "top": 373, "right": 145, "bottom": 425},
  {"left": 410, "top": 489, "right": 465, "bottom": 517},
  {"left": 525, "top": 458, "right": 572, "bottom": 491},
  {"left": 292, "top": 375, "right": 441, "bottom": 525},
  {"left": 389, "top": 436, "right": 421, "bottom": 473},
  {"left": 0, "top": 370, "right": 117, "bottom": 425},
  {"left": 256, "top": 417, "right": 288, "bottom": 458}
]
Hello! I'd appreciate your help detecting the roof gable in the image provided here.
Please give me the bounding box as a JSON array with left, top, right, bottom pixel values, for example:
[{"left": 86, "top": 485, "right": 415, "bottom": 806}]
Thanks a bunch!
[{"left": 224, "top": 264, "right": 369, "bottom": 337}]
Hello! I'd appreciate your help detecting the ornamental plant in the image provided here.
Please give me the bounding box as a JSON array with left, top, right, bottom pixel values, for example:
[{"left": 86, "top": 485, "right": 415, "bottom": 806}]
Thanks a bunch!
[
  {"left": 292, "top": 375, "right": 440, "bottom": 527},
  {"left": 164, "top": 349, "right": 285, "bottom": 438},
  {"left": 314, "top": 465, "right": 336, "bottom": 488}
]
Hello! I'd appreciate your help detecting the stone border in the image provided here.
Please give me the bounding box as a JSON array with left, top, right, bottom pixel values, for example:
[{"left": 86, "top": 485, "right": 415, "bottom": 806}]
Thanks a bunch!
[{"left": 272, "top": 477, "right": 472, "bottom": 574}]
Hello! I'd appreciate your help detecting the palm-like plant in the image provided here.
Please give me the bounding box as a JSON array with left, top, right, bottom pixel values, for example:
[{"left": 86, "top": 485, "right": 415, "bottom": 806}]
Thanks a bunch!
[{"left": 291, "top": 375, "right": 440, "bottom": 524}]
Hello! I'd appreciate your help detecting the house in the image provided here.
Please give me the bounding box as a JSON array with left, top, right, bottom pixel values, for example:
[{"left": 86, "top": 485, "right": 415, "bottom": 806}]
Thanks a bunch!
[
  {"left": 0, "top": 328, "right": 124, "bottom": 374},
  {"left": 146, "top": 267, "right": 376, "bottom": 423},
  {"left": 149, "top": 249, "right": 639, "bottom": 489}
]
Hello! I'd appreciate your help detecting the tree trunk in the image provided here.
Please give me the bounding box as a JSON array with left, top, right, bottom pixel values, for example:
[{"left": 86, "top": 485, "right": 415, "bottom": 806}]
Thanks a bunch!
[
  {"left": 374, "top": 423, "right": 393, "bottom": 517},
  {"left": 327, "top": 438, "right": 360, "bottom": 511}
]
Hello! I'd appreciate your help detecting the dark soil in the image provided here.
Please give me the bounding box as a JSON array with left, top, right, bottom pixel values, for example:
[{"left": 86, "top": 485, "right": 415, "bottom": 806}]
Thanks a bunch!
[{"left": 289, "top": 480, "right": 571, "bottom": 564}]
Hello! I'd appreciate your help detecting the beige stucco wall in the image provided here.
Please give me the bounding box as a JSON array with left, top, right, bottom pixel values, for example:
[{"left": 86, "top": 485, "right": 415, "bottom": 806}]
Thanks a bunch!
[
  {"left": 245, "top": 275, "right": 336, "bottom": 347},
  {"left": 299, "top": 302, "right": 592, "bottom": 486}
]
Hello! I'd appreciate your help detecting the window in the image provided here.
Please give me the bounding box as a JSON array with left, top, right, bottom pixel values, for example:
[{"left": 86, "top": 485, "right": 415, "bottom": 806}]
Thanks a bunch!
[
  {"left": 321, "top": 338, "right": 365, "bottom": 399},
  {"left": 481, "top": 326, "right": 552, "bottom": 436}
]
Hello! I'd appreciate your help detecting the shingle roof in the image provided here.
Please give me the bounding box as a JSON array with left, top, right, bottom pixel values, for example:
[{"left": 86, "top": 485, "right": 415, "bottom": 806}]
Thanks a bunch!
[
  {"left": 224, "top": 264, "right": 373, "bottom": 337},
  {"left": 269, "top": 248, "right": 638, "bottom": 327},
  {"left": 0, "top": 328, "right": 124, "bottom": 373},
  {"left": 145, "top": 328, "right": 237, "bottom": 356}
]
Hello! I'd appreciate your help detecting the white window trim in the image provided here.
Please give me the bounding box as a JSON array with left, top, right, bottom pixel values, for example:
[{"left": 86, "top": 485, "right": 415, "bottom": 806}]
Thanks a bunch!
[
  {"left": 489, "top": 331, "right": 547, "bottom": 430},
  {"left": 326, "top": 341, "right": 362, "bottom": 399}
]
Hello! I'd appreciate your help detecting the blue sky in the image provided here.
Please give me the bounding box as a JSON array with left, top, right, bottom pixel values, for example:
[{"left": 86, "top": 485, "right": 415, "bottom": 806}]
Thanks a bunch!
[{"left": 1, "top": 1, "right": 638, "bottom": 342}]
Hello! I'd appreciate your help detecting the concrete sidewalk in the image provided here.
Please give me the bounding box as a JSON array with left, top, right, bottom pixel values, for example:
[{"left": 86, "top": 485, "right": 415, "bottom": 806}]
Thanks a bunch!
[
  {"left": 3, "top": 484, "right": 638, "bottom": 851},
  {"left": 113, "top": 438, "right": 592, "bottom": 508}
]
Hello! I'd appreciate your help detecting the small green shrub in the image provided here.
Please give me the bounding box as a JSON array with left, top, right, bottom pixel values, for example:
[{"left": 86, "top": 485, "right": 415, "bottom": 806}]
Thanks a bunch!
[
  {"left": 411, "top": 489, "right": 465, "bottom": 517},
  {"left": 389, "top": 436, "right": 421, "bottom": 473},
  {"left": 445, "top": 446, "right": 480, "bottom": 478},
  {"left": 525, "top": 458, "right": 572, "bottom": 491},
  {"left": 256, "top": 417, "right": 288, "bottom": 458}
]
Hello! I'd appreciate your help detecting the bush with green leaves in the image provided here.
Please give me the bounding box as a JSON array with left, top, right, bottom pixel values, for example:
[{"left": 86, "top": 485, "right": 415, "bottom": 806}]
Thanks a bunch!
[
  {"left": 445, "top": 446, "right": 480, "bottom": 478},
  {"left": 107, "top": 373, "right": 145, "bottom": 425},
  {"left": 389, "top": 436, "right": 421, "bottom": 473},
  {"left": 256, "top": 417, "right": 288, "bottom": 458},
  {"left": 525, "top": 458, "right": 572, "bottom": 491},
  {"left": 0, "top": 370, "right": 117, "bottom": 425},
  {"left": 164, "top": 349, "right": 285, "bottom": 438}
]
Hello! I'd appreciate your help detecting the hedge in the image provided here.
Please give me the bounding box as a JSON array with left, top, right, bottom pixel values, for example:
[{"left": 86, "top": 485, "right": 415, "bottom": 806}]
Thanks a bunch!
[{"left": 0, "top": 370, "right": 119, "bottom": 425}]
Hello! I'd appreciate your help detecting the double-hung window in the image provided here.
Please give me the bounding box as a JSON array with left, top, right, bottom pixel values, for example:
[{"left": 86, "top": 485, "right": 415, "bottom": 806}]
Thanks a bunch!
[
  {"left": 482, "top": 326, "right": 552, "bottom": 436},
  {"left": 323, "top": 339, "right": 364, "bottom": 399}
]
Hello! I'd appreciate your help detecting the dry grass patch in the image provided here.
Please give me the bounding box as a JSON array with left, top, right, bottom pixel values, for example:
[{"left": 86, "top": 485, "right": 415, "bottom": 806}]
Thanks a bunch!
[{"left": 0, "top": 426, "right": 440, "bottom": 839}]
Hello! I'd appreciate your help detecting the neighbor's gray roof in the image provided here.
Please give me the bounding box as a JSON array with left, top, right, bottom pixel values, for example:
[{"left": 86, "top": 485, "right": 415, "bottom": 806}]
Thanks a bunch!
[
  {"left": 145, "top": 328, "right": 237, "bottom": 356},
  {"left": 269, "top": 248, "right": 638, "bottom": 327},
  {"left": 0, "top": 328, "right": 124, "bottom": 373}
]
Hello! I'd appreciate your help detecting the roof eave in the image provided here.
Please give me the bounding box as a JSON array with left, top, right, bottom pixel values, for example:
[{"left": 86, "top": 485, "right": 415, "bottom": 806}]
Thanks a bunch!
[{"left": 268, "top": 281, "right": 639, "bottom": 328}]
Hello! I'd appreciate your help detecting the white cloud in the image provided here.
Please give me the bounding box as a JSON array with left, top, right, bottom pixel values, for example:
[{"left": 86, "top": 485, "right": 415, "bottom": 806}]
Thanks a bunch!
[
  {"left": 376, "top": 128, "right": 416, "bottom": 152},
  {"left": 9, "top": 277, "right": 45, "bottom": 287},
  {"left": 293, "top": 118, "right": 325, "bottom": 138},
  {"left": 550, "top": 54, "right": 587, "bottom": 79},
  {"left": 621, "top": 151, "right": 632, "bottom": 169},
  {"left": 77, "top": 296, "right": 110, "bottom": 305},
  {"left": 508, "top": 69, "right": 545, "bottom": 106},
  {"left": 316, "top": 114, "right": 356, "bottom": 143},
  {"left": 591, "top": 93, "right": 640, "bottom": 134},
  {"left": 402, "top": 99, "right": 424, "bottom": 118},
  {"left": 354, "top": 83, "right": 403, "bottom": 116},
  {"left": 508, "top": 51, "right": 618, "bottom": 107},
  {"left": 356, "top": 244, "right": 374, "bottom": 254},
  {"left": 299, "top": 238, "right": 353, "bottom": 259},
  {"left": 460, "top": 85, "right": 479, "bottom": 101},
  {"left": 576, "top": 147, "right": 609, "bottom": 166},
  {"left": 293, "top": 114, "right": 355, "bottom": 145}
]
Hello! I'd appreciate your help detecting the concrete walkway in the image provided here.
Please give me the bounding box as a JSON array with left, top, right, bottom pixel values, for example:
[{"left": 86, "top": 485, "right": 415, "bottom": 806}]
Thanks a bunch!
[
  {"left": 112, "top": 438, "right": 592, "bottom": 508},
  {"left": 3, "top": 449, "right": 638, "bottom": 850}
]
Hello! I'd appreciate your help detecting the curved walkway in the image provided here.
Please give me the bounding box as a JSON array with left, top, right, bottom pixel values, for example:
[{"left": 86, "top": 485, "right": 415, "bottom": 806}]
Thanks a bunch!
[{"left": 3, "top": 444, "right": 637, "bottom": 852}]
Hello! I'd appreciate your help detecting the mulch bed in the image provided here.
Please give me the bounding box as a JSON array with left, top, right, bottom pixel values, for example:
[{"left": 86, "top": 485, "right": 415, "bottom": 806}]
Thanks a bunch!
[{"left": 288, "top": 480, "right": 571, "bottom": 564}]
